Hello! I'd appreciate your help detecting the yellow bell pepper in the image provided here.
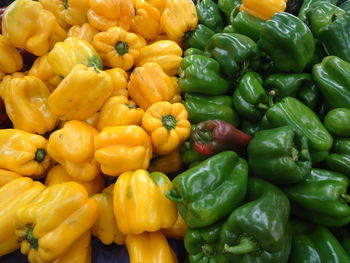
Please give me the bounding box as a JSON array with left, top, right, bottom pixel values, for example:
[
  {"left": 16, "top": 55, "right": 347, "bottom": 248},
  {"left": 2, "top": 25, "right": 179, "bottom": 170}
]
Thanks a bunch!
[
  {"left": 28, "top": 54, "right": 62, "bottom": 92},
  {"left": 128, "top": 62, "right": 180, "bottom": 110},
  {"left": 0, "top": 35, "right": 23, "bottom": 80},
  {"left": 84, "top": 112, "right": 100, "bottom": 129},
  {"left": 105, "top": 68, "right": 129, "bottom": 97},
  {"left": 92, "top": 184, "right": 126, "bottom": 245},
  {"left": 146, "top": 0, "right": 166, "bottom": 14},
  {"left": 53, "top": 231, "right": 91, "bottom": 263},
  {"left": 135, "top": 40, "right": 182, "bottom": 76},
  {"left": 94, "top": 126, "right": 153, "bottom": 176},
  {"left": 142, "top": 101, "right": 191, "bottom": 155},
  {"left": 0, "top": 75, "right": 58, "bottom": 134},
  {"left": 148, "top": 148, "right": 183, "bottom": 174},
  {"left": 0, "top": 178, "right": 45, "bottom": 256},
  {"left": 2, "top": 0, "right": 66, "bottom": 56},
  {"left": 0, "top": 129, "right": 50, "bottom": 176},
  {"left": 45, "top": 164, "right": 105, "bottom": 196},
  {"left": 93, "top": 26, "right": 147, "bottom": 70},
  {"left": 114, "top": 169, "right": 177, "bottom": 234},
  {"left": 87, "top": 0, "right": 135, "bottom": 31},
  {"left": 160, "top": 0, "right": 198, "bottom": 43},
  {"left": 48, "top": 64, "right": 113, "bottom": 121},
  {"left": 126, "top": 231, "right": 178, "bottom": 263},
  {"left": 240, "top": 0, "right": 287, "bottom": 20},
  {"left": 0, "top": 169, "right": 23, "bottom": 187},
  {"left": 131, "top": 0, "right": 161, "bottom": 40},
  {"left": 39, "top": 0, "right": 89, "bottom": 27},
  {"left": 67, "top": 23, "right": 100, "bottom": 44},
  {"left": 15, "top": 182, "right": 98, "bottom": 263},
  {"left": 96, "top": 95, "right": 144, "bottom": 131},
  {"left": 161, "top": 212, "right": 187, "bottom": 240},
  {"left": 47, "top": 120, "right": 101, "bottom": 181},
  {"left": 48, "top": 36, "right": 103, "bottom": 78}
]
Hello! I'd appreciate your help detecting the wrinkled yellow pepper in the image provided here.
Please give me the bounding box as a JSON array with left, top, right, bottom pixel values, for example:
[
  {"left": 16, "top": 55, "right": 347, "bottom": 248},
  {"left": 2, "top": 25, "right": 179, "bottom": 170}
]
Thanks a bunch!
[
  {"left": 93, "top": 27, "right": 147, "bottom": 70},
  {"left": 48, "top": 36, "right": 103, "bottom": 78},
  {"left": 87, "top": 0, "right": 135, "bottom": 31},
  {"left": 97, "top": 95, "right": 144, "bottom": 131},
  {"left": 126, "top": 231, "right": 179, "bottom": 263},
  {"left": 131, "top": 0, "right": 161, "bottom": 40},
  {"left": 67, "top": 23, "right": 100, "bottom": 44},
  {"left": 128, "top": 62, "right": 180, "bottom": 110},
  {"left": 94, "top": 126, "right": 153, "bottom": 176},
  {"left": 45, "top": 164, "right": 105, "bottom": 196},
  {"left": 2, "top": 0, "right": 66, "bottom": 56},
  {"left": 0, "top": 75, "right": 58, "bottom": 134},
  {"left": 48, "top": 64, "right": 113, "bottom": 121},
  {"left": 114, "top": 169, "right": 177, "bottom": 234},
  {"left": 15, "top": 182, "right": 98, "bottom": 263},
  {"left": 0, "top": 169, "right": 23, "bottom": 187},
  {"left": 0, "top": 178, "right": 45, "bottom": 256},
  {"left": 0, "top": 35, "right": 23, "bottom": 80},
  {"left": 28, "top": 54, "right": 62, "bottom": 92},
  {"left": 92, "top": 184, "right": 126, "bottom": 245},
  {"left": 146, "top": 0, "right": 166, "bottom": 14},
  {"left": 161, "top": 212, "right": 187, "bottom": 240},
  {"left": 148, "top": 148, "right": 183, "bottom": 174},
  {"left": 135, "top": 40, "right": 182, "bottom": 76},
  {"left": 142, "top": 101, "right": 191, "bottom": 155},
  {"left": 160, "top": 0, "right": 198, "bottom": 43},
  {"left": 0, "top": 129, "right": 50, "bottom": 176},
  {"left": 105, "top": 68, "right": 129, "bottom": 97},
  {"left": 47, "top": 120, "right": 101, "bottom": 181},
  {"left": 240, "top": 0, "right": 287, "bottom": 20}
]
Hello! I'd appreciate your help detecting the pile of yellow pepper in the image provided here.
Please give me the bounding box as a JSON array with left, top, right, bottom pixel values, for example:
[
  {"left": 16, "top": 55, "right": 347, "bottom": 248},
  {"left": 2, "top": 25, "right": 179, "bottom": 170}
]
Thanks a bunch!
[{"left": 0, "top": 0, "right": 198, "bottom": 262}]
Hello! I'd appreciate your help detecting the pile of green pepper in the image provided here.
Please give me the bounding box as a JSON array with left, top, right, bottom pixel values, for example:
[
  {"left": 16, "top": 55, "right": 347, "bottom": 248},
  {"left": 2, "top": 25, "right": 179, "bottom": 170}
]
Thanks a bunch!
[{"left": 168, "top": 0, "right": 350, "bottom": 262}]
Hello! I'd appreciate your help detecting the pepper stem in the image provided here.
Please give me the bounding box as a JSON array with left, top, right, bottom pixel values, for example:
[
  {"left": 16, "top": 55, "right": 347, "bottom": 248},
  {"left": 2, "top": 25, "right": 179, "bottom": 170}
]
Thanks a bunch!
[
  {"left": 257, "top": 103, "right": 269, "bottom": 110},
  {"left": 115, "top": 41, "right": 129, "bottom": 56},
  {"left": 125, "top": 103, "right": 136, "bottom": 109},
  {"left": 291, "top": 147, "right": 299, "bottom": 161},
  {"left": 27, "top": 227, "right": 39, "bottom": 250},
  {"left": 223, "top": 236, "right": 259, "bottom": 255},
  {"left": 162, "top": 115, "right": 177, "bottom": 131},
  {"left": 202, "top": 244, "right": 215, "bottom": 256},
  {"left": 340, "top": 193, "right": 350, "bottom": 203},
  {"left": 62, "top": 0, "right": 68, "bottom": 9},
  {"left": 34, "top": 148, "right": 46, "bottom": 163}
]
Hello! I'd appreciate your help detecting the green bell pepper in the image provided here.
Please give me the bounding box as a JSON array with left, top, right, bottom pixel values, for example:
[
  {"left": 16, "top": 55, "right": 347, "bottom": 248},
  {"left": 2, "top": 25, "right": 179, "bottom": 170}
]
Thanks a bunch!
[
  {"left": 183, "top": 48, "right": 205, "bottom": 57},
  {"left": 289, "top": 219, "right": 350, "bottom": 263},
  {"left": 326, "top": 138, "right": 350, "bottom": 177},
  {"left": 298, "top": 0, "right": 338, "bottom": 22},
  {"left": 218, "top": 0, "right": 241, "bottom": 23},
  {"left": 261, "top": 97, "right": 333, "bottom": 163},
  {"left": 196, "top": 0, "right": 225, "bottom": 32},
  {"left": 166, "top": 151, "right": 248, "bottom": 228},
  {"left": 222, "top": 25, "right": 235, "bottom": 33},
  {"left": 330, "top": 227, "right": 350, "bottom": 255},
  {"left": 239, "top": 119, "right": 263, "bottom": 136},
  {"left": 258, "top": 12, "right": 315, "bottom": 73},
  {"left": 231, "top": 10, "right": 265, "bottom": 42},
  {"left": 232, "top": 71, "right": 269, "bottom": 122},
  {"left": 205, "top": 33, "right": 260, "bottom": 77},
  {"left": 184, "top": 93, "right": 240, "bottom": 126},
  {"left": 324, "top": 108, "right": 350, "bottom": 137},
  {"left": 340, "top": 0, "right": 350, "bottom": 13},
  {"left": 284, "top": 168, "right": 350, "bottom": 226},
  {"left": 247, "top": 126, "right": 312, "bottom": 185},
  {"left": 184, "top": 24, "right": 216, "bottom": 50},
  {"left": 181, "top": 140, "right": 208, "bottom": 165},
  {"left": 312, "top": 56, "right": 350, "bottom": 109},
  {"left": 178, "top": 55, "right": 230, "bottom": 95}
]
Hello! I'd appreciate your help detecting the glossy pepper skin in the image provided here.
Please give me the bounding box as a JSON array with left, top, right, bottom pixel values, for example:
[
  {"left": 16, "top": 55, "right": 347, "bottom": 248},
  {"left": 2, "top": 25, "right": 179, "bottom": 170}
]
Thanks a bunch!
[
  {"left": 196, "top": 0, "right": 225, "bottom": 32},
  {"left": 218, "top": 0, "right": 242, "bottom": 22},
  {"left": 184, "top": 24, "right": 216, "bottom": 50},
  {"left": 67, "top": 23, "right": 100, "bottom": 44},
  {"left": 326, "top": 138, "right": 350, "bottom": 177},
  {"left": 48, "top": 36, "right": 103, "bottom": 78},
  {"left": 289, "top": 219, "right": 350, "bottom": 263},
  {"left": 166, "top": 151, "right": 248, "bottom": 228},
  {"left": 232, "top": 71, "right": 268, "bottom": 122},
  {"left": 324, "top": 108, "right": 350, "bottom": 137},
  {"left": 0, "top": 35, "right": 23, "bottom": 80},
  {"left": 205, "top": 33, "right": 260, "bottom": 77},
  {"left": 92, "top": 184, "right": 125, "bottom": 245},
  {"left": 231, "top": 10, "right": 265, "bottom": 42},
  {"left": 0, "top": 75, "right": 58, "bottom": 134},
  {"left": 105, "top": 68, "right": 129, "bottom": 97},
  {"left": 2, "top": 0, "right": 66, "bottom": 56},
  {"left": 298, "top": 0, "right": 338, "bottom": 22},
  {"left": 180, "top": 140, "right": 208, "bottom": 165},
  {"left": 258, "top": 12, "right": 314, "bottom": 73},
  {"left": 262, "top": 97, "right": 333, "bottom": 163},
  {"left": 0, "top": 169, "right": 22, "bottom": 187},
  {"left": 126, "top": 231, "right": 179, "bottom": 263},
  {"left": 184, "top": 93, "right": 239, "bottom": 126},
  {"left": 0, "top": 178, "right": 45, "bottom": 256},
  {"left": 114, "top": 169, "right": 177, "bottom": 235},
  {"left": 248, "top": 126, "right": 312, "bottom": 185},
  {"left": 312, "top": 56, "right": 350, "bottom": 110},
  {"left": 48, "top": 64, "right": 113, "bottom": 121},
  {"left": 135, "top": 40, "right": 183, "bottom": 76},
  {"left": 142, "top": 101, "right": 191, "bottom": 155},
  {"left": 0, "top": 129, "right": 50, "bottom": 176},
  {"left": 47, "top": 120, "right": 101, "bottom": 181},
  {"left": 240, "top": 0, "right": 287, "bottom": 20},
  {"left": 284, "top": 168, "right": 350, "bottom": 226},
  {"left": 178, "top": 55, "right": 230, "bottom": 95},
  {"left": 15, "top": 182, "right": 98, "bottom": 263},
  {"left": 94, "top": 126, "right": 153, "bottom": 176}
]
